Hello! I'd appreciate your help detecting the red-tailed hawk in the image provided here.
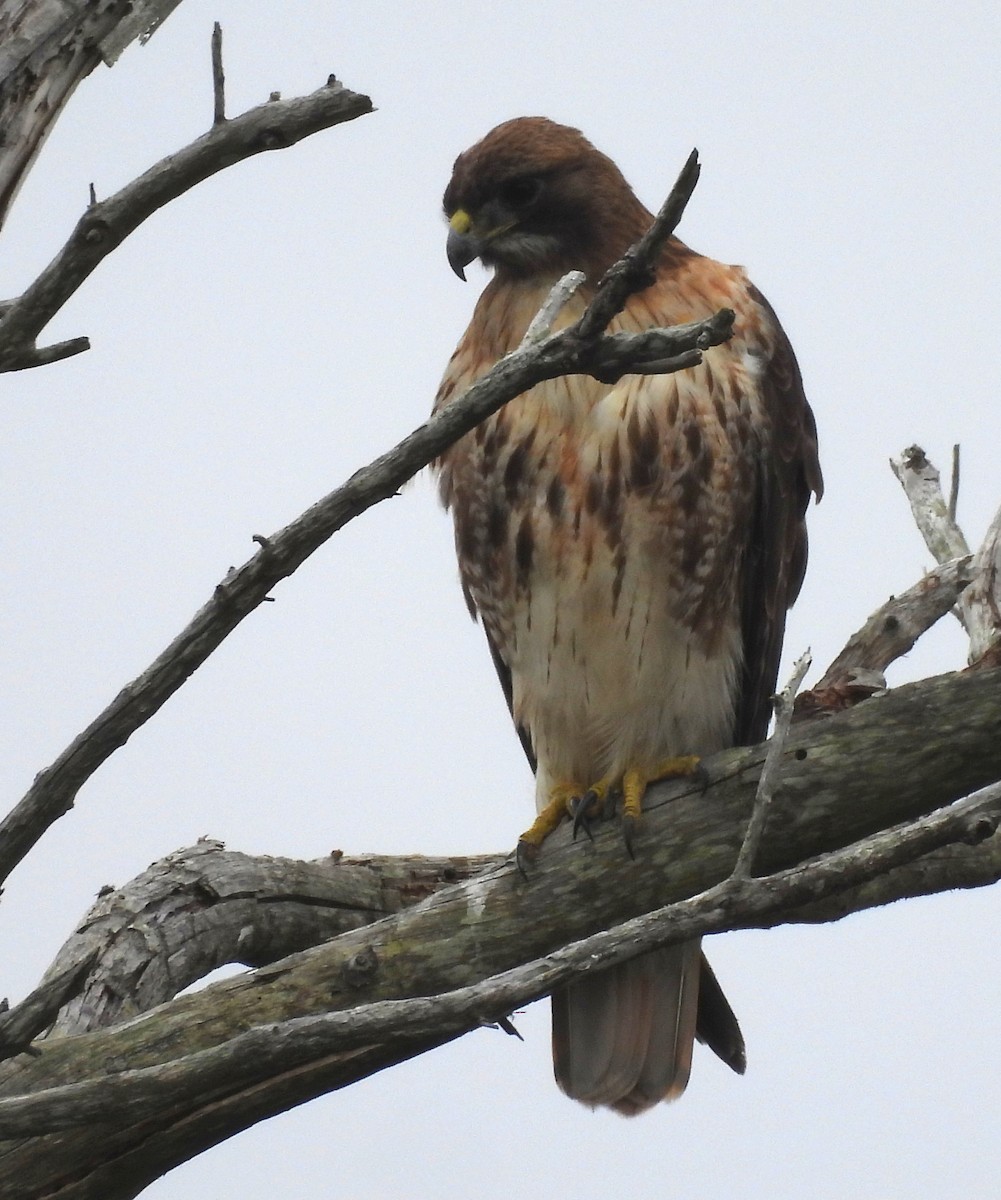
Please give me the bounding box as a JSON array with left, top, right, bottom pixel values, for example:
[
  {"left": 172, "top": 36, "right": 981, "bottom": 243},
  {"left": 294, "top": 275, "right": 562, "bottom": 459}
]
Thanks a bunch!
[{"left": 433, "top": 117, "right": 821, "bottom": 1114}]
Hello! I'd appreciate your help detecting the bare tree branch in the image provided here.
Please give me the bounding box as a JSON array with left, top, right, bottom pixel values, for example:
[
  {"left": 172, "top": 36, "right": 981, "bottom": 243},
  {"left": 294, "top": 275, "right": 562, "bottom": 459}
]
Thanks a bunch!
[
  {"left": 891, "top": 445, "right": 1001, "bottom": 663},
  {"left": 0, "top": 176, "right": 733, "bottom": 892},
  {"left": 574, "top": 147, "right": 701, "bottom": 340},
  {"left": 813, "top": 555, "right": 975, "bottom": 690},
  {"left": 31, "top": 779, "right": 1001, "bottom": 1057},
  {"left": 0, "top": 77, "right": 373, "bottom": 370},
  {"left": 0, "top": 950, "right": 99, "bottom": 1061},
  {"left": 948, "top": 442, "right": 961, "bottom": 523},
  {"left": 891, "top": 444, "right": 971, "bottom": 564},
  {"left": 41, "top": 841, "right": 493, "bottom": 1043}
]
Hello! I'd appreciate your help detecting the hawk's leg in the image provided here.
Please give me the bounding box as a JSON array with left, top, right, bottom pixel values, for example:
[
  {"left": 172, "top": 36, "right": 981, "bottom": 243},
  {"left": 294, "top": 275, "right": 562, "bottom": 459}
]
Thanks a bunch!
[{"left": 621, "top": 755, "right": 703, "bottom": 856}]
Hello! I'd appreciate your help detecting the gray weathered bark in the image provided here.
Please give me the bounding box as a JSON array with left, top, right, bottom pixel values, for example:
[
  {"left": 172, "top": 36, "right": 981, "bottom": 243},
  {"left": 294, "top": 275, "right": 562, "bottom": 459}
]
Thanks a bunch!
[
  {"left": 0, "top": 1, "right": 183, "bottom": 232},
  {"left": 0, "top": 668, "right": 999, "bottom": 1199}
]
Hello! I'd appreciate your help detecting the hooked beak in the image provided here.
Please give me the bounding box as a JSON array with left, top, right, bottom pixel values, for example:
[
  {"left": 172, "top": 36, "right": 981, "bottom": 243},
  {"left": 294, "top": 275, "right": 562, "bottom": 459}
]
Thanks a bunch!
[{"left": 446, "top": 209, "right": 479, "bottom": 281}]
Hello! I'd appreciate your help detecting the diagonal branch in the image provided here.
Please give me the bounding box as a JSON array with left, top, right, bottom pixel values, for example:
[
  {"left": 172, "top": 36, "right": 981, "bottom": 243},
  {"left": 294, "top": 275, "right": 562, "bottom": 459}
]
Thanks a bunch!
[
  {"left": 0, "top": 176, "right": 733, "bottom": 891},
  {"left": 0, "top": 949, "right": 99, "bottom": 1061},
  {"left": 0, "top": 77, "right": 373, "bottom": 370},
  {"left": 813, "top": 555, "right": 975, "bottom": 691}
]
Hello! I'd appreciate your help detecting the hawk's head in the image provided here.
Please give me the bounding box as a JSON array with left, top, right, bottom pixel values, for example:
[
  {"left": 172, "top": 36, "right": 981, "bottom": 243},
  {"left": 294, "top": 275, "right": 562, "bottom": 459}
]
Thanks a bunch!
[{"left": 443, "top": 117, "right": 651, "bottom": 282}]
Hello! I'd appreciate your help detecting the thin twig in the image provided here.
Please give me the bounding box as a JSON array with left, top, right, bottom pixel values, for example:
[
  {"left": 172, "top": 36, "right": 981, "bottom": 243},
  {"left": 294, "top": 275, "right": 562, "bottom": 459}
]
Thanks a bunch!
[
  {"left": 211, "top": 22, "right": 226, "bottom": 125},
  {"left": 519, "top": 270, "right": 584, "bottom": 345},
  {"left": 948, "top": 443, "right": 961, "bottom": 523},
  {"left": 2, "top": 777, "right": 997, "bottom": 1137},
  {"left": 574, "top": 148, "right": 701, "bottom": 340},
  {"left": 732, "top": 651, "right": 812, "bottom": 878}
]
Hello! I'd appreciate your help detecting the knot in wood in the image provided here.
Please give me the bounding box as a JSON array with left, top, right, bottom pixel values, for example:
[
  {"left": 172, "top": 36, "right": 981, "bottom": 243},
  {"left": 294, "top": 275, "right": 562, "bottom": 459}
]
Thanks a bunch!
[
  {"left": 258, "top": 126, "right": 289, "bottom": 151},
  {"left": 343, "top": 946, "right": 378, "bottom": 988},
  {"left": 80, "top": 217, "right": 110, "bottom": 245},
  {"left": 961, "top": 813, "right": 1000, "bottom": 845}
]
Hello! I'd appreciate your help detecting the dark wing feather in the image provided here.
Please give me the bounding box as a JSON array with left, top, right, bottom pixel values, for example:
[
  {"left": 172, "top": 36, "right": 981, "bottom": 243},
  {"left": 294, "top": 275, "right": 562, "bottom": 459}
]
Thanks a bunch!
[
  {"left": 735, "top": 287, "right": 822, "bottom": 746},
  {"left": 484, "top": 626, "right": 537, "bottom": 773}
]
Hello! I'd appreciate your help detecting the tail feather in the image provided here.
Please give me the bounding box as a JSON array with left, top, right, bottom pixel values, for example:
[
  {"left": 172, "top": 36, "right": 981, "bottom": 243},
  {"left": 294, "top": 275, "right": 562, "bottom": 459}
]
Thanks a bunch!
[
  {"left": 552, "top": 938, "right": 704, "bottom": 1115},
  {"left": 695, "top": 951, "right": 747, "bottom": 1075}
]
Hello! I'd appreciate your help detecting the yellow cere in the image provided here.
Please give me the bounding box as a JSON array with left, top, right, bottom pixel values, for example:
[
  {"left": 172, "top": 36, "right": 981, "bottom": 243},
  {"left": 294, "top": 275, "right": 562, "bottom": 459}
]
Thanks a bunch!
[{"left": 449, "top": 208, "right": 473, "bottom": 234}]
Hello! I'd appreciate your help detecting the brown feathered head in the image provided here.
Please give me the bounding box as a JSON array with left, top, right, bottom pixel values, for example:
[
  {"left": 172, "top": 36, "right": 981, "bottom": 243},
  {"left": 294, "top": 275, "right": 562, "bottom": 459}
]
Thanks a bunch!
[{"left": 443, "top": 117, "right": 652, "bottom": 281}]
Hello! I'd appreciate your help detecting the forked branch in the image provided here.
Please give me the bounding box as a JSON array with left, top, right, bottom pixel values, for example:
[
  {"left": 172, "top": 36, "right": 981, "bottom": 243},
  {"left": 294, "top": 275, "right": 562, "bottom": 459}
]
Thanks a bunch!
[{"left": 0, "top": 76, "right": 373, "bottom": 371}]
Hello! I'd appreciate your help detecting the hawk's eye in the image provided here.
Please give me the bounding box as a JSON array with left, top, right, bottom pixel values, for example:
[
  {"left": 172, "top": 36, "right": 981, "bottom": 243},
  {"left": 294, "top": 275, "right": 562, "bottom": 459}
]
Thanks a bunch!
[{"left": 498, "top": 176, "right": 542, "bottom": 210}]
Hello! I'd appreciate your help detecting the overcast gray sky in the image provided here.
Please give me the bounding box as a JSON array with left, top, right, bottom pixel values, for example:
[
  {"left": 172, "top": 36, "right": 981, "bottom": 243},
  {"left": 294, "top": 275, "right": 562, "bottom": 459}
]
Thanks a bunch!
[{"left": 3, "top": 2, "right": 1000, "bottom": 1197}]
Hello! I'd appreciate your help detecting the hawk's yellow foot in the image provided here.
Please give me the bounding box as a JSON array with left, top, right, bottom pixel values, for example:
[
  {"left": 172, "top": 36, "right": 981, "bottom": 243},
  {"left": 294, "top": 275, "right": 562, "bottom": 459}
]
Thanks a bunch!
[
  {"left": 516, "top": 777, "right": 612, "bottom": 870},
  {"left": 621, "top": 755, "right": 703, "bottom": 857},
  {"left": 516, "top": 782, "right": 580, "bottom": 870}
]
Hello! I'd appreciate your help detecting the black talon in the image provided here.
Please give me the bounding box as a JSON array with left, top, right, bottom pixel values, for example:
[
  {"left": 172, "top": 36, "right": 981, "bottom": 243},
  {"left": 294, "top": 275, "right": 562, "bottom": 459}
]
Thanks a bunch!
[
  {"left": 496, "top": 1014, "right": 524, "bottom": 1041},
  {"left": 570, "top": 793, "right": 595, "bottom": 841},
  {"left": 621, "top": 813, "right": 637, "bottom": 859},
  {"left": 516, "top": 838, "right": 538, "bottom": 876}
]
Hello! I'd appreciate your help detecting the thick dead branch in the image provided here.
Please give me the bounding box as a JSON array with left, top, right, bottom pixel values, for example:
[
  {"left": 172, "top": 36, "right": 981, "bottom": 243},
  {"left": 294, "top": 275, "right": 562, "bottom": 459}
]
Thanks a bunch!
[
  {"left": 29, "top": 734, "right": 1001, "bottom": 1051},
  {"left": 0, "top": 77, "right": 373, "bottom": 370},
  {"left": 0, "top": 0, "right": 164, "bottom": 231},
  {"left": 2, "top": 777, "right": 999, "bottom": 1148},
  {"left": 0, "top": 171, "right": 732, "bottom": 892},
  {"left": 40, "top": 841, "right": 492, "bottom": 1043},
  {"left": 0, "top": 668, "right": 998, "bottom": 1199}
]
